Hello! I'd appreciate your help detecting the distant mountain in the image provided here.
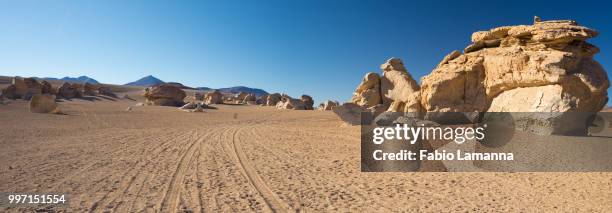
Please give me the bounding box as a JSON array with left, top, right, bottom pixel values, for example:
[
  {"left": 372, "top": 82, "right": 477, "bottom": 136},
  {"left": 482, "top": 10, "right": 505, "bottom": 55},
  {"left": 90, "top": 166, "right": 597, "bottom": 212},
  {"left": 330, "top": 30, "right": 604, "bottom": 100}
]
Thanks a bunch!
[
  {"left": 195, "top": 87, "right": 212, "bottom": 91},
  {"left": 217, "top": 86, "right": 269, "bottom": 97},
  {"left": 42, "top": 76, "right": 100, "bottom": 84},
  {"left": 165, "top": 82, "right": 194, "bottom": 90},
  {"left": 125, "top": 75, "right": 164, "bottom": 87}
]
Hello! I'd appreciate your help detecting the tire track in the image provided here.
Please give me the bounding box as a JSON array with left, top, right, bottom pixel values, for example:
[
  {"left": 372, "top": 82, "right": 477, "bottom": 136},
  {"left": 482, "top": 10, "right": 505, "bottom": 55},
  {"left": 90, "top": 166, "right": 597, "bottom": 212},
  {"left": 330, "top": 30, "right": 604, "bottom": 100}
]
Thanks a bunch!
[
  {"left": 222, "top": 122, "right": 290, "bottom": 212},
  {"left": 88, "top": 130, "right": 193, "bottom": 212},
  {"left": 159, "top": 130, "right": 206, "bottom": 212}
]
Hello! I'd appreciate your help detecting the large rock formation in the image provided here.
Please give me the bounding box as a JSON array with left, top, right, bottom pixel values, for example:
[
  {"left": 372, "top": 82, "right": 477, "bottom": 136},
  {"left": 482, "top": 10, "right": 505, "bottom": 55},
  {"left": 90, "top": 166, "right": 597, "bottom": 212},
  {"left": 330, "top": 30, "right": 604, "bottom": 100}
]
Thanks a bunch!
[
  {"left": 143, "top": 84, "right": 186, "bottom": 106},
  {"left": 380, "top": 58, "right": 423, "bottom": 113},
  {"left": 57, "top": 82, "right": 79, "bottom": 99},
  {"left": 351, "top": 72, "right": 382, "bottom": 107},
  {"left": 266, "top": 93, "right": 282, "bottom": 106},
  {"left": 4, "top": 77, "right": 43, "bottom": 100},
  {"left": 83, "top": 83, "right": 98, "bottom": 96},
  {"left": 421, "top": 18, "right": 609, "bottom": 114},
  {"left": 301, "top": 95, "right": 314, "bottom": 110},
  {"left": 205, "top": 90, "right": 223, "bottom": 104},
  {"left": 349, "top": 58, "right": 422, "bottom": 114},
  {"left": 276, "top": 95, "right": 306, "bottom": 110},
  {"left": 243, "top": 93, "right": 256, "bottom": 103},
  {"left": 40, "top": 80, "right": 53, "bottom": 94}
]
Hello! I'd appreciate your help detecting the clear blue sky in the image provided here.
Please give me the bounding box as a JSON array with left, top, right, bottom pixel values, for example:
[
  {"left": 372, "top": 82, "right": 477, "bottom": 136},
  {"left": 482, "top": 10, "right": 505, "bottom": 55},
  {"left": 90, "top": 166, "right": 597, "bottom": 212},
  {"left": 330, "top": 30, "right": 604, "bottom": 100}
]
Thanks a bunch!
[{"left": 1, "top": 0, "right": 610, "bottom": 105}]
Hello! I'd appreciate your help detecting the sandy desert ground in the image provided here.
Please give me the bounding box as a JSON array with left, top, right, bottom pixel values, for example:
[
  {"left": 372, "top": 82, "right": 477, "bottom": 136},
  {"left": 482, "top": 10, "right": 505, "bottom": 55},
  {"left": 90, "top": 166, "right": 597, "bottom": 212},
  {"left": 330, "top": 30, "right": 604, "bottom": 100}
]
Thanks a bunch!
[{"left": 1, "top": 91, "right": 611, "bottom": 212}]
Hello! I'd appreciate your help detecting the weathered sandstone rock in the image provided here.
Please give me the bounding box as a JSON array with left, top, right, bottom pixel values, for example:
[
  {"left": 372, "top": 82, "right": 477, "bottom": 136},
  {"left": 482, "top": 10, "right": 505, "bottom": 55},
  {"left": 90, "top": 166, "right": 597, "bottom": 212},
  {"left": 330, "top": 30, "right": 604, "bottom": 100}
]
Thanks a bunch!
[
  {"left": 40, "top": 80, "right": 53, "bottom": 94},
  {"left": 380, "top": 58, "right": 422, "bottom": 113},
  {"left": 205, "top": 90, "right": 223, "bottom": 104},
  {"left": 351, "top": 72, "right": 382, "bottom": 107},
  {"left": 29, "top": 94, "right": 59, "bottom": 113},
  {"left": 266, "top": 93, "right": 282, "bottom": 106},
  {"left": 318, "top": 100, "right": 339, "bottom": 110},
  {"left": 143, "top": 84, "right": 186, "bottom": 106},
  {"left": 421, "top": 18, "right": 609, "bottom": 115},
  {"left": 57, "top": 82, "right": 79, "bottom": 99},
  {"left": 243, "top": 94, "right": 256, "bottom": 103}
]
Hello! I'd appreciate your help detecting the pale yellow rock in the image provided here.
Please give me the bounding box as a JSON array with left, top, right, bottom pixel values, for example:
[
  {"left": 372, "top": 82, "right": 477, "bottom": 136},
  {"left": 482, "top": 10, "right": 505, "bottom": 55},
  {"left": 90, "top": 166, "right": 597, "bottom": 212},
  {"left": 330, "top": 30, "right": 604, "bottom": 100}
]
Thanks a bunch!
[
  {"left": 421, "top": 18, "right": 609, "bottom": 114},
  {"left": 351, "top": 72, "right": 382, "bottom": 107},
  {"left": 380, "top": 58, "right": 422, "bottom": 113}
]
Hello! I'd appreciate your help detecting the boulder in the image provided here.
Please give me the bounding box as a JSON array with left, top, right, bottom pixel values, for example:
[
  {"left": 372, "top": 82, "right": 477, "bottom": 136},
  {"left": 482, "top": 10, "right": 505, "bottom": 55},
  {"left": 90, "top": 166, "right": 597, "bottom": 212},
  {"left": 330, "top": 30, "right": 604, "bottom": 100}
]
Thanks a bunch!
[
  {"left": 29, "top": 94, "right": 59, "bottom": 113},
  {"left": 205, "top": 90, "right": 223, "bottom": 104},
  {"left": 57, "top": 82, "right": 79, "bottom": 99},
  {"left": 243, "top": 94, "right": 256, "bottom": 103},
  {"left": 257, "top": 95, "right": 268, "bottom": 105},
  {"left": 1, "top": 85, "right": 18, "bottom": 99},
  {"left": 266, "top": 93, "right": 282, "bottom": 106},
  {"left": 236, "top": 92, "right": 249, "bottom": 102},
  {"left": 143, "top": 83, "right": 186, "bottom": 106},
  {"left": 276, "top": 98, "right": 305, "bottom": 110},
  {"left": 40, "top": 80, "right": 53, "bottom": 94},
  {"left": 318, "top": 100, "right": 339, "bottom": 111},
  {"left": 351, "top": 72, "right": 382, "bottom": 107},
  {"left": 380, "top": 58, "right": 423, "bottom": 113},
  {"left": 421, "top": 18, "right": 609, "bottom": 115},
  {"left": 301, "top": 95, "right": 314, "bottom": 110}
]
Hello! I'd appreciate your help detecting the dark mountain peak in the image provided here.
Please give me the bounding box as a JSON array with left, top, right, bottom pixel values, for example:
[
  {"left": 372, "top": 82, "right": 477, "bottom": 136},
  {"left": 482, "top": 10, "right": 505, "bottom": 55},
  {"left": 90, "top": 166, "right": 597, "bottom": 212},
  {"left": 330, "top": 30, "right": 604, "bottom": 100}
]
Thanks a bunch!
[{"left": 125, "top": 75, "right": 164, "bottom": 87}]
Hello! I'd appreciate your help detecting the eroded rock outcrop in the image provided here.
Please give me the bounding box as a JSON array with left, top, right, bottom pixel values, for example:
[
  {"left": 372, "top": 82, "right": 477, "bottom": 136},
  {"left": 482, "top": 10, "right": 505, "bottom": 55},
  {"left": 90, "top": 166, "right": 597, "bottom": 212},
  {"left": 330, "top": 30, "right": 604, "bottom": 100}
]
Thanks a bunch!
[
  {"left": 301, "top": 95, "right": 314, "bottom": 110},
  {"left": 205, "top": 90, "right": 223, "bottom": 104},
  {"left": 421, "top": 18, "right": 609, "bottom": 114},
  {"left": 351, "top": 72, "right": 382, "bottom": 107},
  {"left": 2, "top": 77, "right": 43, "bottom": 100},
  {"left": 143, "top": 83, "right": 186, "bottom": 106},
  {"left": 318, "top": 100, "right": 339, "bottom": 111},
  {"left": 266, "top": 93, "right": 282, "bottom": 106},
  {"left": 57, "top": 82, "right": 79, "bottom": 99},
  {"left": 380, "top": 58, "right": 423, "bottom": 113}
]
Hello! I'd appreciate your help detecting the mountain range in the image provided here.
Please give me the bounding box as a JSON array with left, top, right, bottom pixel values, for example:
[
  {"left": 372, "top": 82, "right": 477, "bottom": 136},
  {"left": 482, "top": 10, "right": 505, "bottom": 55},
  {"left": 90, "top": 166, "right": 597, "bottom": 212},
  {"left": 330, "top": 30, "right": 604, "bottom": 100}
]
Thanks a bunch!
[
  {"left": 124, "top": 75, "right": 268, "bottom": 96},
  {"left": 42, "top": 76, "right": 100, "bottom": 84}
]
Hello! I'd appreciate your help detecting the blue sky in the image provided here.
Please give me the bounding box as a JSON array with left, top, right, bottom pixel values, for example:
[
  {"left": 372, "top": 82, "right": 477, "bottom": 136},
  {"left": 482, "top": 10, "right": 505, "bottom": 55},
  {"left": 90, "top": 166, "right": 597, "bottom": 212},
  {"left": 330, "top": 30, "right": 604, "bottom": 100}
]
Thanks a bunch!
[{"left": 1, "top": 0, "right": 610, "bottom": 105}]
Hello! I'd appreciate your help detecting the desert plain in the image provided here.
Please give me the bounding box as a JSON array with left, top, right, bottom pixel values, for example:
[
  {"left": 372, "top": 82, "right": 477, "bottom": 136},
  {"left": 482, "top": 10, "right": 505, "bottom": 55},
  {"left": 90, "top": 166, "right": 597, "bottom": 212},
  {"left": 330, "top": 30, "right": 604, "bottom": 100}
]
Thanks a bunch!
[{"left": 1, "top": 85, "right": 611, "bottom": 212}]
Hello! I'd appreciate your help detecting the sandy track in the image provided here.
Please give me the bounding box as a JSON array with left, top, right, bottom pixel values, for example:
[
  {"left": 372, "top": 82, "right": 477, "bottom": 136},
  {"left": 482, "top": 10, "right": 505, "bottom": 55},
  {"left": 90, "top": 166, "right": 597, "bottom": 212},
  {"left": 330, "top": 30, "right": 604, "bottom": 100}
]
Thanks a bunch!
[{"left": 1, "top": 98, "right": 611, "bottom": 212}]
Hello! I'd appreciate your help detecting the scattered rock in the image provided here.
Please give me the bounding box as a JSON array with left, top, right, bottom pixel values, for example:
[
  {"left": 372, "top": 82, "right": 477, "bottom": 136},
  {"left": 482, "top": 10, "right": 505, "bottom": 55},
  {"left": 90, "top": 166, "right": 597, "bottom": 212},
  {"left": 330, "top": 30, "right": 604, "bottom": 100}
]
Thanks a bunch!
[
  {"left": 143, "top": 83, "right": 186, "bottom": 106},
  {"left": 317, "top": 100, "right": 339, "bottom": 111},
  {"left": 179, "top": 102, "right": 198, "bottom": 110}
]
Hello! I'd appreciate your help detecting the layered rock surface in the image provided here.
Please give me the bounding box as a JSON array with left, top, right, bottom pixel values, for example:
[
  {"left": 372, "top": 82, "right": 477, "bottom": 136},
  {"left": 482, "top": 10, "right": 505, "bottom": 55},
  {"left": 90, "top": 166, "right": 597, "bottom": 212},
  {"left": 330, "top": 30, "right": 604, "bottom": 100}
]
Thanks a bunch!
[{"left": 421, "top": 18, "right": 609, "bottom": 113}]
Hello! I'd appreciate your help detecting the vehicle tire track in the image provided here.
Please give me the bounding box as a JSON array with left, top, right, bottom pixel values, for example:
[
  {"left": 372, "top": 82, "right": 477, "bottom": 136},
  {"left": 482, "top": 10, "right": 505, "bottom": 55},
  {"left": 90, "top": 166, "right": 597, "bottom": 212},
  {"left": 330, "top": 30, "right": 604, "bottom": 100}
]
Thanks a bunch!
[
  {"left": 222, "top": 123, "right": 290, "bottom": 212},
  {"left": 159, "top": 130, "right": 205, "bottom": 212}
]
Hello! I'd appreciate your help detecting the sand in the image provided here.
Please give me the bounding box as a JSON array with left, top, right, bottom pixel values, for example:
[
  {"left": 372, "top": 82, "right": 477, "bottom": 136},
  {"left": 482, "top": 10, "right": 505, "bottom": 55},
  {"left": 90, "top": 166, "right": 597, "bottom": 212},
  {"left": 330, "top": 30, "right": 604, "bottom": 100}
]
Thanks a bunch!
[{"left": 1, "top": 92, "right": 611, "bottom": 212}]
